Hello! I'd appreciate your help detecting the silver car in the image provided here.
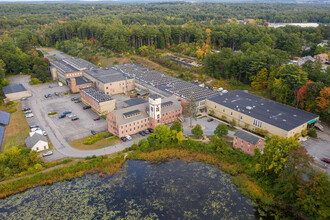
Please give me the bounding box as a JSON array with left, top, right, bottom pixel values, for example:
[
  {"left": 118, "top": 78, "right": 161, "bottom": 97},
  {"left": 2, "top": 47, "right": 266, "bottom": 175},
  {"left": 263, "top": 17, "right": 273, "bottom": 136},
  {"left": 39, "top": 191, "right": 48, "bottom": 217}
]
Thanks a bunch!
[{"left": 42, "top": 151, "right": 53, "bottom": 157}]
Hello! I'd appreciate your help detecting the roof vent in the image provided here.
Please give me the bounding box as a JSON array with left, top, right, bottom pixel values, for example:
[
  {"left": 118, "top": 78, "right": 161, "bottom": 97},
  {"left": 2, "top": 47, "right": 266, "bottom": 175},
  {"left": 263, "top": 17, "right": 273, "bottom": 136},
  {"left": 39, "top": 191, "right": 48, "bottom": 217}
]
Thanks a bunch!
[
  {"left": 261, "top": 103, "right": 264, "bottom": 105},
  {"left": 293, "top": 114, "right": 297, "bottom": 117},
  {"left": 246, "top": 106, "right": 252, "bottom": 110},
  {"left": 283, "top": 119, "right": 286, "bottom": 122},
  {"left": 267, "top": 109, "right": 269, "bottom": 112}
]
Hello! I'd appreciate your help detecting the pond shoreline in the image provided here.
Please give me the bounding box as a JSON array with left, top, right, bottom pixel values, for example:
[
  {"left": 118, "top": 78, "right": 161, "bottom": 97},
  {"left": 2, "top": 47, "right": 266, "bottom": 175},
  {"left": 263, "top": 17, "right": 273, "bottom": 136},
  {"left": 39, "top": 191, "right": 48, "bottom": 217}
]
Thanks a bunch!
[{"left": 0, "top": 148, "right": 303, "bottom": 219}]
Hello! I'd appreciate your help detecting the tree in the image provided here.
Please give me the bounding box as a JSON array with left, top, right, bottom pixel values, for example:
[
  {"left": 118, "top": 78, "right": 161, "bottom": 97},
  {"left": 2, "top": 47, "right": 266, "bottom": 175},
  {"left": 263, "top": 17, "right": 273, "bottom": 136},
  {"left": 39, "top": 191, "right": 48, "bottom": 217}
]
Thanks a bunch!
[
  {"left": 147, "top": 124, "right": 172, "bottom": 147},
  {"left": 274, "top": 147, "right": 312, "bottom": 202},
  {"left": 297, "top": 171, "right": 330, "bottom": 219},
  {"left": 170, "top": 120, "right": 183, "bottom": 133},
  {"left": 192, "top": 124, "right": 203, "bottom": 138},
  {"left": 256, "top": 136, "right": 300, "bottom": 178},
  {"left": 214, "top": 123, "right": 228, "bottom": 137},
  {"left": 251, "top": 68, "right": 268, "bottom": 90},
  {"left": 183, "top": 93, "right": 197, "bottom": 128},
  {"left": 0, "top": 59, "right": 6, "bottom": 85}
]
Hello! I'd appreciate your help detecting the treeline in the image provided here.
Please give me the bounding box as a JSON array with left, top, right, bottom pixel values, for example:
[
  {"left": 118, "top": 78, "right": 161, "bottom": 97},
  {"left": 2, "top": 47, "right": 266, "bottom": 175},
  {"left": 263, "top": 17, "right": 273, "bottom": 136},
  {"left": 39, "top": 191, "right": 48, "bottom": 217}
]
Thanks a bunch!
[
  {"left": 43, "top": 19, "right": 327, "bottom": 54},
  {"left": 1, "top": 3, "right": 330, "bottom": 31}
]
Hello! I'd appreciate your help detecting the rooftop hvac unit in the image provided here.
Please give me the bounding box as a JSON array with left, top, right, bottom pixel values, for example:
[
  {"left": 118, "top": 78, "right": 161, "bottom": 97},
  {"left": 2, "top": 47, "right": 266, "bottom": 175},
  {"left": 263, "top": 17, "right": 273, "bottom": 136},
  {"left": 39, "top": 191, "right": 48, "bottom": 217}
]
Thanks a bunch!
[
  {"left": 246, "top": 106, "right": 252, "bottom": 110},
  {"left": 223, "top": 90, "right": 228, "bottom": 93},
  {"left": 217, "top": 87, "right": 223, "bottom": 92}
]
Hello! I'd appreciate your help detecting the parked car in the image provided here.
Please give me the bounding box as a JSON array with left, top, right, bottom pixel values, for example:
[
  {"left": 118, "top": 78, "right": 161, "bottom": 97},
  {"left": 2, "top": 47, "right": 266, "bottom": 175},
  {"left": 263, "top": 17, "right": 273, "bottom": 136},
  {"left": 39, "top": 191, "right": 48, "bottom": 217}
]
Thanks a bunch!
[
  {"left": 125, "top": 135, "right": 132, "bottom": 141},
  {"left": 321, "top": 158, "right": 330, "bottom": 164},
  {"left": 44, "top": 94, "right": 51, "bottom": 98},
  {"left": 120, "top": 137, "right": 128, "bottom": 142},
  {"left": 93, "top": 117, "right": 101, "bottom": 121},
  {"left": 91, "top": 130, "right": 96, "bottom": 135},
  {"left": 68, "top": 114, "right": 76, "bottom": 119},
  {"left": 207, "top": 118, "right": 214, "bottom": 122},
  {"left": 54, "top": 92, "right": 59, "bottom": 96},
  {"left": 21, "top": 97, "right": 27, "bottom": 101},
  {"left": 58, "top": 114, "right": 66, "bottom": 119},
  {"left": 71, "top": 117, "right": 79, "bottom": 121},
  {"left": 83, "top": 106, "right": 91, "bottom": 110},
  {"left": 63, "top": 111, "right": 72, "bottom": 115},
  {"left": 23, "top": 107, "right": 30, "bottom": 111},
  {"left": 139, "top": 131, "right": 146, "bottom": 136},
  {"left": 74, "top": 100, "right": 81, "bottom": 103},
  {"left": 30, "top": 124, "right": 39, "bottom": 129},
  {"left": 25, "top": 113, "right": 34, "bottom": 118},
  {"left": 148, "top": 128, "right": 154, "bottom": 133},
  {"left": 31, "top": 127, "right": 41, "bottom": 132},
  {"left": 144, "top": 129, "right": 150, "bottom": 134},
  {"left": 71, "top": 97, "right": 78, "bottom": 101},
  {"left": 42, "top": 151, "right": 53, "bottom": 157},
  {"left": 24, "top": 110, "right": 32, "bottom": 114},
  {"left": 42, "top": 130, "right": 47, "bottom": 136}
]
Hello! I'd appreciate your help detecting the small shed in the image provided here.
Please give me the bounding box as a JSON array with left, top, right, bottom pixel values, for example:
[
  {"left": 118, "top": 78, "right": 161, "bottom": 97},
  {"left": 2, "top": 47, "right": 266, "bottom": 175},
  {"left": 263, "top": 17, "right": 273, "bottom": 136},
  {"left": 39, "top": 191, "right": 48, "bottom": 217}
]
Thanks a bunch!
[{"left": 25, "top": 133, "right": 49, "bottom": 152}]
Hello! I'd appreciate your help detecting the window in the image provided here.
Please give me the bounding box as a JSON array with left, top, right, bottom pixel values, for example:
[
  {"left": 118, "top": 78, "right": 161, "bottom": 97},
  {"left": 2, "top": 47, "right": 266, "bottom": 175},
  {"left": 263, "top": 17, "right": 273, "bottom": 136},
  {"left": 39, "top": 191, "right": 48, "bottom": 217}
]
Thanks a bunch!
[
  {"left": 156, "top": 107, "right": 159, "bottom": 112},
  {"left": 223, "top": 109, "right": 225, "bottom": 112},
  {"left": 253, "top": 119, "right": 262, "bottom": 128},
  {"left": 121, "top": 126, "right": 123, "bottom": 129},
  {"left": 106, "top": 87, "right": 108, "bottom": 89},
  {"left": 151, "top": 107, "right": 153, "bottom": 112},
  {"left": 240, "top": 116, "right": 243, "bottom": 119},
  {"left": 231, "top": 112, "right": 233, "bottom": 115},
  {"left": 215, "top": 105, "right": 217, "bottom": 108}
]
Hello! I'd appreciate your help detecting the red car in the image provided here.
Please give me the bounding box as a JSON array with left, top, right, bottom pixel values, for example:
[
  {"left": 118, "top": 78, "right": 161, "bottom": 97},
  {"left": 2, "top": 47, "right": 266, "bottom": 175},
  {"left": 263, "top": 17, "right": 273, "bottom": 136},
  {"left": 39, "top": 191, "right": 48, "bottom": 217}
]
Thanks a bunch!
[
  {"left": 321, "top": 158, "right": 330, "bottom": 164},
  {"left": 93, "top": 117, "right": 101, "bottom": 121}
]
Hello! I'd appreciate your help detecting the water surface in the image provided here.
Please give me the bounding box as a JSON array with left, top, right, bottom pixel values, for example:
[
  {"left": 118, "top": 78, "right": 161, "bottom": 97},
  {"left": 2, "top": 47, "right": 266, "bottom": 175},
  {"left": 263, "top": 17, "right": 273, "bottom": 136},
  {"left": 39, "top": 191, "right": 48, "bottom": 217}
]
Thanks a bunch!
[{"left": 0, "top": 160, "right": 256, "bottom": 219}]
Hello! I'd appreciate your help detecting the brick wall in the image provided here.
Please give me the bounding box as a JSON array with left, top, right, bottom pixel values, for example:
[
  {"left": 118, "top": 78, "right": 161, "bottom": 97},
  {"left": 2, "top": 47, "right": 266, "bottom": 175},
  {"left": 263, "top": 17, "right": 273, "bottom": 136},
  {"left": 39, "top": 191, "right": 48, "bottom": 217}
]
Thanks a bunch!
[{"left": 233, "top": 135, "right": 264, "bottom": 156}]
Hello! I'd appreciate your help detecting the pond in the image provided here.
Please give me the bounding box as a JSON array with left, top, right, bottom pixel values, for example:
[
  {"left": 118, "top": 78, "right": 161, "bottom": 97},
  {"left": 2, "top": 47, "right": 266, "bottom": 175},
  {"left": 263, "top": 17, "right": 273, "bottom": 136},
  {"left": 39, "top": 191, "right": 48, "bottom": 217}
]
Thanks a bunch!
[{"left": 0, "top": 160, "right": 256, "bottom": 219}]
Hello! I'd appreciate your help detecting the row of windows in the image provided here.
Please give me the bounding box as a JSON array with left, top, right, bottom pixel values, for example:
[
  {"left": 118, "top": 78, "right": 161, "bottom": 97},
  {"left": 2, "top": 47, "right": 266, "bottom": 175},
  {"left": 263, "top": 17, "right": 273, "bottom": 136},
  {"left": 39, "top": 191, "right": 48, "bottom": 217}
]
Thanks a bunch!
[
  {"left": 122, "top": 123, "right": 149, "bottom": 134},
  {"left": 67, "top": 73, "right": 81, "bottom": 78},
  {"left": 121, "top": 118, "right": 150, "bottom": 129},
  {"left": 253, "top": 119, "right": 262, "bottom": 128}
]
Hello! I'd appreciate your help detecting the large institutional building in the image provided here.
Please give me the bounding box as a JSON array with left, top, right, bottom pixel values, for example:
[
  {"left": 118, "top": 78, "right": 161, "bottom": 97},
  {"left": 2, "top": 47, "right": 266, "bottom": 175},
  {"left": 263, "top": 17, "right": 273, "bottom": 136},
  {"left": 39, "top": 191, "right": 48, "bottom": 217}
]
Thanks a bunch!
[
  {"left": 107, "top": 95, "right": 182, "bottom": 137},
  {"left": 206, "top": 90, "right": 319, "bottom": 138},
  {"left": 49, "top": 57, "right": 319, "bottom": 139}
]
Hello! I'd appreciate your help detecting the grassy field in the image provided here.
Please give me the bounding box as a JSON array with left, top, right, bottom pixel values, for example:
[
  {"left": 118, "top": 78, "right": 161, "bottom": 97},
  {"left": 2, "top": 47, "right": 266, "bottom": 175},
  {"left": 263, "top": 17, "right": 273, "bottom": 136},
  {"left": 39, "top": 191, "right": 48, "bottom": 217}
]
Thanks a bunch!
[
  {"left": 1, "top": 102, "right": 30, "bottom": 152},
  {"left": 69, "top": 134, "right": 121, "bottom": 150}
]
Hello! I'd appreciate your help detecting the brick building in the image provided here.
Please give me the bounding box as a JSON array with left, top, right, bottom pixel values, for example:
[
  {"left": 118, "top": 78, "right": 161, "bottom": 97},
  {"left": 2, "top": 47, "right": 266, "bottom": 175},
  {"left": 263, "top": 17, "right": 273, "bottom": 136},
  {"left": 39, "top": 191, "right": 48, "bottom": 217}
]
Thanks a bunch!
[
  {"left": 68, "top": 77, "right": 93, "bottom": 93},
  {"left": 80, "top": 87, "right": 116, "bottom": 114},
  {"left": 107, "top": 95, "right": 182, "bottom": 137},
  {"left": 233, "top": 130, "right": 264, "bottom": 156}
]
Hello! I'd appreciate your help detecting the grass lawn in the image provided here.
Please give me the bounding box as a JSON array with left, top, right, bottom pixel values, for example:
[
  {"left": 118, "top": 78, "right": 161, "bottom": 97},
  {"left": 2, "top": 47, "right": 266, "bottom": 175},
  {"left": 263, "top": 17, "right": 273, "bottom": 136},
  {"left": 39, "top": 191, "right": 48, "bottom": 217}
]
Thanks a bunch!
[
  {"left": 1, "top": 102, "right": 30, "bottom": 152},
  {"left": 69, "top": 135, "right": 121, "bottom": 150}
]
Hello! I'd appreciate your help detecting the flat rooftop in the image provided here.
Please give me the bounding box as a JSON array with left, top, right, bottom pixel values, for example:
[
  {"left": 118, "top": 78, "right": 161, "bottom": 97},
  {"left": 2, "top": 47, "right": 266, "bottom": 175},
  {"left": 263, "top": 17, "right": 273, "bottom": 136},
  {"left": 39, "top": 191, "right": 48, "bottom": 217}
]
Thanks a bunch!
[
  {"left": 111, "top": 63, "right": 218, "bottom": 102},
  {"left": 3, "top": 84, "right": 27, "bottom": 94},
  {"left": 124, "top": 98, "right": 147, "bottom": 107},
  {"left": 208, "top": 90, "right": 318, "bottom": 131},
  {"left": 84, "top": 68, "right": 130, "bottom": 84},
  {"left": 75, "top": 76, "right": 92, "bottom": 86},
  {"left": 49, "top": 60, "right": 79, "bottom": 75},
  {"left": 0, "top": 110, "right": 10, "bottom": 125},
  {"left": 62, "top": 58, "right": 99, "bottom": 71},
  {"left": 80, "top": 87, "right": 112, "bottom": 103}
]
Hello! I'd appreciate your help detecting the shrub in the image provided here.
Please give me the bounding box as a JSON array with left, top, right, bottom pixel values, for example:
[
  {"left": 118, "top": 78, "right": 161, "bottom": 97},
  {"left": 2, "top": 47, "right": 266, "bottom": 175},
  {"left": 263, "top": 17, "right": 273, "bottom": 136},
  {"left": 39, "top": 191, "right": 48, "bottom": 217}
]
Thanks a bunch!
[
  {"left": 192, "top": 124, "right": 203, "bottom": 138},
  {"left": 229, "top": 119, "right": 236, "bottom": 127},
  {"left": 7, "top": 107, "right": 17, "bottom": 113},
  {"left": 301, "top": 129, "right": 308, "bottom": 137},
  {"left": 83, "top": 133, "right": 104, "bottom": 145},
  {"left": 29, "top": 77, "right": 43, "bottom": 85},
  {"left": 308, "top": 128, "right": 317, "bottom": 138}
]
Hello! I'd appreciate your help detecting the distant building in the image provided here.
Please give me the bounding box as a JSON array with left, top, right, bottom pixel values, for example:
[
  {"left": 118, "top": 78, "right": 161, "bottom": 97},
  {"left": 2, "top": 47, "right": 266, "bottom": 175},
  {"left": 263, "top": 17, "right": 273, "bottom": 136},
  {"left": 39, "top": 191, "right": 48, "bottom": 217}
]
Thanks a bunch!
[
  {"left": 80, "top": 87, "right": 116, "bottom": 114},
  {"left": 233, "top": 130, "right": 264, "bottom": 156},
  {"left": 49, "top": 60, "right": 82, "bottom": 83},
  {"left": 107, "top": 95, "right": 182, "bottom": 137},
  {"left": 206, "top": 90, "right": 319, "bottom": 138},
  {"left": 289, "top": 56, "right": 314, "bottom": 66},
  {"left": 314, "top": 53, "right": 329, "bottom": 63},
  {"left": 244, "top": 19, "right": 254, "bottom": 23},
  {"left": 25, "top": 133, "right": 49, "bottom": 152},
  {"left": 3, "top": 84, "right": 32, "bottom": 102}
]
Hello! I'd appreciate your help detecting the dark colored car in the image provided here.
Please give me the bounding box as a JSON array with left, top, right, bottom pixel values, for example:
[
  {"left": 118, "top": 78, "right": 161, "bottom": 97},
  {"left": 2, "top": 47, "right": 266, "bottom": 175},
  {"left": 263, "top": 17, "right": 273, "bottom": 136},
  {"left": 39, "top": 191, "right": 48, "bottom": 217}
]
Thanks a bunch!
[
  {"left": 120, "top": 137, "right": 128, "bottom": 142},
  {"left": 44, "top": 94, "right": 51, "bottom": 98},
  {"left": 321, "top": 158, "right": 330, "bottom": 164},
  {"left": 23, "top": 107, "right": 31, "bottom": 111},
  {"left": 91, "top": 130, "right": 96, "bottom": 135},
  {"left": 148, "top": 128, "right": 154, "bottom": 133},
  {"left": 58, "top": 114, "right": 66, "bottom": 119},
  {"left": 71, "top": 117, "right": 79, "bottom": 121},
  {"left": 74, "top": 100, "right": 81, "bottom": 103},
  {"left": 63, "top": 111, "right": 72, "bottom": 115},
  {"left": 29, "top": 124, "right": 39, "bottom": 129},
  {"left": 144, "top": 129, "right": 150, "bottom": 134},
  {"left": 83, "top": 106, "right": 91, "bottom": 110},
  {"left": 93, "top": 117, "right": 101, "bottom": 121},
  {"left": 139, "top": 131, "right": 146, "bottom": 136},
  {"left": 71, "top": 97, "right": 78, "bottom": 101},
  {"left": 207, "top": 118, "right": 214, "bottom": 122},
  {"left": 54, "top": 92, "right": 59, "bottom": 96}
]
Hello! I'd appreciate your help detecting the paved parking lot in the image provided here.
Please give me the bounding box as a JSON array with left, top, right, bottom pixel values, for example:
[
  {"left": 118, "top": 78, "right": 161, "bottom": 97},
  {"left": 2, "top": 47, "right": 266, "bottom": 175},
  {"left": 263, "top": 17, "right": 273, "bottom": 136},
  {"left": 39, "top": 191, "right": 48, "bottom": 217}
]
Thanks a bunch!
[{"left": 302, "top": 125, "right": 330, "bottom": 177}]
